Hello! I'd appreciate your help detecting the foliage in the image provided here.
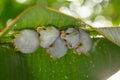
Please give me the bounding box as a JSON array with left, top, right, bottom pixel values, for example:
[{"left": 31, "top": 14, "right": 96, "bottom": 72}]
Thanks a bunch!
[
  {"left": 0, "top": 38, "right": 120, "bottom": 80},
  {"left": 0, "top": 0, "right": 120, "bottom": 80}
]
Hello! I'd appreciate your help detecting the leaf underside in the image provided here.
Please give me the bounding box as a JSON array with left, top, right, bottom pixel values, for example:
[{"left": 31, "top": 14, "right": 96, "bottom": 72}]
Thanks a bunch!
[
  {"left": 0, "top": 5, "right": 120, "bottom": 47},
  {"left": 0, "top": 38, "right": 120, "bottom": 80},
  {"left": 0, "top": 5, "right": 84, "bottom": 37}
]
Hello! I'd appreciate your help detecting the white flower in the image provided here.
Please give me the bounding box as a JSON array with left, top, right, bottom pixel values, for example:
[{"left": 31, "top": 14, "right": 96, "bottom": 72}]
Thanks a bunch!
[
  {"left": 37, "top": 26, "right": 60, "bottom": 48},
  {"left": 14, "top": 30, "right": 39, "bottom": 53},
  {"left": 75, "top": 28, "right": 92, "bottom": 54},
  {"left": 46, "top": 37, "right": 68, "bottom": 59}
]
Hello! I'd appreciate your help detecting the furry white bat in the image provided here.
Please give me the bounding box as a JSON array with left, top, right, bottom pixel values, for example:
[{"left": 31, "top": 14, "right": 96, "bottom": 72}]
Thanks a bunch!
[
  {"left": 61, "top": 28, "right": 92, "bottom": 54},
  {"left": 37, "top": 26, "right": 60, "bottom": 48},
  {"left": 46, "top": 37, "right": 68, "bottom": 59},
  {"left": 74, "top": 28, "right": 92, "bottom": 54},
  {"left": 14, "top": 30, "right": 39, "bottom": 53},
  {"left": 61, "top": 28, "right": 80, "bottom": 48}
]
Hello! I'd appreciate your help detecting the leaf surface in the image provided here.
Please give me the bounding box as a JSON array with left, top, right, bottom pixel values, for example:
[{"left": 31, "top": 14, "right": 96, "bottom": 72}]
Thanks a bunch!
[{"left": 0, "top": 38, "right": 120, "bottom": 80}]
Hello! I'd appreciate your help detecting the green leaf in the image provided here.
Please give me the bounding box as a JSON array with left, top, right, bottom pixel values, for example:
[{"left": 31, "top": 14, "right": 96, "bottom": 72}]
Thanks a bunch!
[
  {"left": 0, "top": 2, "right": 120, "bottom": 80},
  {"left": 0, "top": 38, "right": 120, "bottom": 80},
  {"left": 0, "top": 5, "right": 84, "bottom": 38},
  {"left": 0, "top": 5, "right": 120, "bottom": 47}
]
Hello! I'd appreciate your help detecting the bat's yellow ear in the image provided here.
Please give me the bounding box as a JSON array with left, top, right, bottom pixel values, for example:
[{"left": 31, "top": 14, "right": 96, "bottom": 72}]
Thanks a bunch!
[
  {"left": 60, "top": 31, "right": 66, "bottom": 39},
  {"left": 36, "top": 26, "right": 45, "bottom": 32}
]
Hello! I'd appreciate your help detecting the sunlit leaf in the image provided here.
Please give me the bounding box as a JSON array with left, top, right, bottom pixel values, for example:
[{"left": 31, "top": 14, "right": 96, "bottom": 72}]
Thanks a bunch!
[{"left": 0, "top": 5, "right": 84, "bottom": 38}]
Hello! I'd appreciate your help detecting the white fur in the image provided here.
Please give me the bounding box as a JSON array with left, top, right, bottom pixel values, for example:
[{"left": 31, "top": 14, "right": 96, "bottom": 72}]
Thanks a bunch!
[
  {"left": 46, "top": 37, "right": 68, "bottom": 59},
  {"left": 14, "top": 30, "right": 39, "bottom": 53},
  {"left": 75, "top": 28, "right": 92, "bottom": 54},
  {"left": 62, "top": 28, "right": 80, "bottom": 48},
  {"left": 61, "top": 28, "right": 92, "bottom": 54},
  {"left": 38, "top": 27, "right": 60, "bottom": 48}
]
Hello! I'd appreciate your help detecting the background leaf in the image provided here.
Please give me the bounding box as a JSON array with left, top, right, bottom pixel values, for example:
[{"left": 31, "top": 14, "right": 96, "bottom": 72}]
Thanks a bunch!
[
  {"left": 0, "top": 0, "right": 70, "bottom": 31},
  {"left": 37, "top": 0, "right": 70, "bottom": 9},
  {"left": 98, "top": 27, "right": 120, "bottom": 46}
]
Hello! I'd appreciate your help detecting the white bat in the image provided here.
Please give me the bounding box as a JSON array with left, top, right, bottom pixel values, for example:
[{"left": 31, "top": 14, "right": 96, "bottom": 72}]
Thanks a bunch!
[
  {"left": 14, "top": 30, "right": 39, "bottom": 53},
  {"left": 61, "top": 28, "right": 80, "bottom": 48},
  {"left": 46, "top": 37, "right": 68, "bottom": 59},
  {"left": 37, "top": 26, "right": 60, "bottom": 48},
  {"left": 61, "top": 27, "right": 92, "bottom": 55},
  {"left": 74, "top": 28, "right": 92, "bottom": 54}
]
